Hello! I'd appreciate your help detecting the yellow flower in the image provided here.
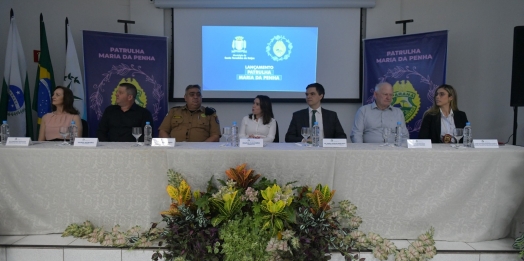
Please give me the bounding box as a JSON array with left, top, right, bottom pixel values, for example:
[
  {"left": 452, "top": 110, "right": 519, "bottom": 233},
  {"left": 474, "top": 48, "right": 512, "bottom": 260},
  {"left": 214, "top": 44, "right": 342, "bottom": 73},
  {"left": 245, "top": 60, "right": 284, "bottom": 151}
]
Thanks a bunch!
[
  {"left": 266, "top": 199, "right": 286, "bottom": 214},
  {"left": 222, "top": 190, "right": 238, "bottom": 212},
  {"left": 261, "top": 184, "right": 280, "bottom": 203},
  {"left": 166, "top": 180, "right": 191, "bottom": 205},
  {"left": 160, "top": 203, "right": 180, "bottom": 216}
]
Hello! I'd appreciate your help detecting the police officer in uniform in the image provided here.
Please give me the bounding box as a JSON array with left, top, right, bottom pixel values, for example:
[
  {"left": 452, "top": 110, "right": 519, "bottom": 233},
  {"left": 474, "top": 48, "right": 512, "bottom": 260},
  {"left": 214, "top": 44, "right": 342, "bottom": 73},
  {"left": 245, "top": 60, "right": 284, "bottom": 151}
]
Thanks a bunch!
[{"left": 158, "top": 84, "right": 220, "bottom": 142}]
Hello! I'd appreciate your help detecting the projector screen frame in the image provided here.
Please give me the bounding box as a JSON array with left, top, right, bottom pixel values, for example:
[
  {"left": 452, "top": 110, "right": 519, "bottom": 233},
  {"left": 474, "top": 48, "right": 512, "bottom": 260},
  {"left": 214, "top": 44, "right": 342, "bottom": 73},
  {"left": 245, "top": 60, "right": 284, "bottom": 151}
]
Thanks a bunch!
[{"left": 167, "top": 8, "right": 365, "bottom": 104}]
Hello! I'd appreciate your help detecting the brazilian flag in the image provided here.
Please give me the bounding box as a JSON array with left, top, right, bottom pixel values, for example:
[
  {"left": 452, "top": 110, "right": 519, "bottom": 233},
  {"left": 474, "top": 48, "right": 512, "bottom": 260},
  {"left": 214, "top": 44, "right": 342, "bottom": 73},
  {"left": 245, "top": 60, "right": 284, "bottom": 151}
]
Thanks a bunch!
[{"left": 32, "top": 13, "right": 55, "bottom": 133}]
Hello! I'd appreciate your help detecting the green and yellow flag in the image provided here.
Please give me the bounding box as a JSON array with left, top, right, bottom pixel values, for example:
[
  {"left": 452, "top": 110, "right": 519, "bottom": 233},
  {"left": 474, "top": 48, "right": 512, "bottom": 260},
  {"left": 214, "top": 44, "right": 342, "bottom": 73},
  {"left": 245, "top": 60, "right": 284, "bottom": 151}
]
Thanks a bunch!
[{"left": 32, "top": 13, "right": 56, "bottom": 133}]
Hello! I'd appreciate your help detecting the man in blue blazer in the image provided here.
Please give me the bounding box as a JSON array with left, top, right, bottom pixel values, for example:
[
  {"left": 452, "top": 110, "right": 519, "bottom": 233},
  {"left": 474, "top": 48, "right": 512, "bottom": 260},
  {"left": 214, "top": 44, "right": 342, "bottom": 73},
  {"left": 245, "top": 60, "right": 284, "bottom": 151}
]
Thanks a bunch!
[{"left": 285, "top": 83, "right": 347, "bottom": 142}]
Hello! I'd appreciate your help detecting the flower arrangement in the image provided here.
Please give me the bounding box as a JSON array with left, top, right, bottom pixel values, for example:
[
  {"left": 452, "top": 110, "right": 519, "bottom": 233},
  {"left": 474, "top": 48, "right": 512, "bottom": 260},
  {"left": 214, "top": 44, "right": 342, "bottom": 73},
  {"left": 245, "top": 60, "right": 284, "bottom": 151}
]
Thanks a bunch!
[
  {"left": 63, "top": 164, "right": 437, "bottom": 261},
  {"left": 514, "top": 234, "right": 524, "bottom": 259}
]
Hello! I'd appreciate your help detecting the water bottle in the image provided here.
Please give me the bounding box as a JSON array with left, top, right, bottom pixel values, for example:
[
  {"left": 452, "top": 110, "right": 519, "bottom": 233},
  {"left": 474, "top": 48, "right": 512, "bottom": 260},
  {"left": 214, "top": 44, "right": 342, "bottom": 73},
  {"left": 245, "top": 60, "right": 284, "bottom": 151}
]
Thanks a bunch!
[
  {"left": 144, "top": 121, "right": 152, "bottom": 146},
  {"left": 312, "top": 122, "right": 320, "bottom": 147},
  {"left": 463, "top": 122, "right": 472, "bottom": 148},
  {"left": 395, "top": 121, "right": 402, "bottom": 147},
  {"left": 231, "top": 121, "right": 239, "bottom": 147},
  {"left": 1, "top": 121, "right": 9, "bottom": 145},
  {"left": 69, "top": 120, "right": 78, "bottom": 145}
]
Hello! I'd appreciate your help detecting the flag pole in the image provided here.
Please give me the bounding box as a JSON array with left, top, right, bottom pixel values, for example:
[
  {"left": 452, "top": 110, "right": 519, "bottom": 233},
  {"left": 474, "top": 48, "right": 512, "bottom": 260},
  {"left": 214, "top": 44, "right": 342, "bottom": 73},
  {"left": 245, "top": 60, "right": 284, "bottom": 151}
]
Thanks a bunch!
[{"left": 65, "top": 17, "right": 69, "bottom": 48}]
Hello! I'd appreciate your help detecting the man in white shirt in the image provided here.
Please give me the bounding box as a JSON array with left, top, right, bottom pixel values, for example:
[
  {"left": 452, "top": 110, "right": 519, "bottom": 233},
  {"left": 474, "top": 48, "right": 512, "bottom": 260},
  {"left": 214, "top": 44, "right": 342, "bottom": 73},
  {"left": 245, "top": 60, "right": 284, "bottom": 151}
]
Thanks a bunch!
[{"left": 285, "top": 83, "right": 346, "bottom": 142}]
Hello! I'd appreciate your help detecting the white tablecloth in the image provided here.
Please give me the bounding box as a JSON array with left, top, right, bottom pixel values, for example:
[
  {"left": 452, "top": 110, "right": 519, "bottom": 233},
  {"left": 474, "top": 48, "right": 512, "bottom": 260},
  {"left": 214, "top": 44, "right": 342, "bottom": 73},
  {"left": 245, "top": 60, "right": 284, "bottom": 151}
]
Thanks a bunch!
[{"left": 0, "top": 142, "right": 523, "bottom": 242}]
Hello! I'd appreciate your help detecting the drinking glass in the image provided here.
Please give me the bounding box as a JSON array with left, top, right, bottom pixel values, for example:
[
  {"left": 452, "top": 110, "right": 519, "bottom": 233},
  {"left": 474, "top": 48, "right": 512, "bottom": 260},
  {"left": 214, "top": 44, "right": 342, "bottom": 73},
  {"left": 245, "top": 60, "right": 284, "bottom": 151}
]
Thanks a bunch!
[
  {"left": 221, "top": 127, "right": 232, "bottom": 146},
  {"left": 452, "top": 128, "right": 463, "bottom": 148},
  {"left": 58, "top": 126, "right": 70, "bottom": 146},
  {"left": 132, "top": 127, "right": 142, "bottom": 147},
  {"left": 380, "top": 127, "right": 390, "bottom": 146},
  {"left": 301, "top": 127, "right": 311, "bottom": 147}
]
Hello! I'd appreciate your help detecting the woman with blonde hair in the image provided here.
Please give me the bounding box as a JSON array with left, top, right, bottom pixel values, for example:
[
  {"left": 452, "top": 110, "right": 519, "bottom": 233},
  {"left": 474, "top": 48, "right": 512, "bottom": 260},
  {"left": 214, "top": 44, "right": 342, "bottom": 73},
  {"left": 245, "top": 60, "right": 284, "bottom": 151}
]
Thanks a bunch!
[{"left": 418, "top": 84, "right": 468, "bottom": 143}]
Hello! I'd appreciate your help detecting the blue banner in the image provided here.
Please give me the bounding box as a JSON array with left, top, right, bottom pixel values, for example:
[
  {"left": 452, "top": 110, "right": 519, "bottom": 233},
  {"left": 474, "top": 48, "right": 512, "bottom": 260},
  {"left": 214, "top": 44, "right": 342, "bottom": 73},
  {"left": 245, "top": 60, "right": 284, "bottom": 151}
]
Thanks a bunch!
[
  {"left": 363, "top": 31, "right": 448, "bottom": 137},
  {"left": 83, "top": 31, "right": 168, "bottom": 138}
]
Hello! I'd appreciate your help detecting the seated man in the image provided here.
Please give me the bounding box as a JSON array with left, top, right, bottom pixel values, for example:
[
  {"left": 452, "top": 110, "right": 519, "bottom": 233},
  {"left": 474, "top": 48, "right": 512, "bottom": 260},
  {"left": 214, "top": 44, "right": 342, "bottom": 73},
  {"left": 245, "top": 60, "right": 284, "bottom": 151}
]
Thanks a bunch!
[
  {"left": 158, "top": 84, "right": 220, "bottom": 142},
  {"left": 285, "top": 83, "right": 346, "bottom": 142},
  {"left": 350, "top": 82, "right": 409, "bottom": 143},
  {"left": 97, "top": 83, "right": 153, "bottom": 142}
]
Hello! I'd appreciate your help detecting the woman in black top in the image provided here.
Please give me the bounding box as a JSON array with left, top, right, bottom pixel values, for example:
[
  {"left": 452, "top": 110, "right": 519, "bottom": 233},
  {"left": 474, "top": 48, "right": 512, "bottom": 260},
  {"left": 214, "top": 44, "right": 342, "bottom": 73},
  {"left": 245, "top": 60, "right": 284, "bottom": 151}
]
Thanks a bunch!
[{"left": 418, "top": 84, "right": 468, "bottom": 143}]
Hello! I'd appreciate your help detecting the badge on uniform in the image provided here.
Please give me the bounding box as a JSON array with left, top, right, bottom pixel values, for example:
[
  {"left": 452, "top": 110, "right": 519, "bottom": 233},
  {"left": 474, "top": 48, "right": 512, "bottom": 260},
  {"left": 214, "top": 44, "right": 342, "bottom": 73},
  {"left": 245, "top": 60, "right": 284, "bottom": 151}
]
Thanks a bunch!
[
  {"left": 442, "top": 134, "right": 453, "bottom": 143},
  {"left": 201, "top": 113, "right": 206, "bottom": 118},
  {"left": 174, "top": 116, "right": 182, "bottom": 119}
]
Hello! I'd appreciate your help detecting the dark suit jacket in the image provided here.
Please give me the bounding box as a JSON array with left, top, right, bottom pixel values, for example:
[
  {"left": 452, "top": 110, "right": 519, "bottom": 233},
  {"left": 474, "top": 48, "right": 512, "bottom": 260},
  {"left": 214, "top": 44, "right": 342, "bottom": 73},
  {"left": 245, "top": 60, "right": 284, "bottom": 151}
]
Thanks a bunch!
[
  {"left": 418, "top": 110, "right": 468, "bottom": 143},
  {"left": 285, "top": 108, "right": 347, "bottom": 142}
]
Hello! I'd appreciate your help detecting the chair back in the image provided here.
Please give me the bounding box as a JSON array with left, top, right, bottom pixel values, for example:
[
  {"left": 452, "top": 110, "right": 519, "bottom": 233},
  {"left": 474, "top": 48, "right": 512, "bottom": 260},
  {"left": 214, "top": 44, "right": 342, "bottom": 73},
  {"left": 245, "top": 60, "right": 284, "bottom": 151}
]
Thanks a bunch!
[
  {"left": 81, "top": 119, "right": 89, "bottom": 137},
  {"left": 274, "top": 120, "right": 279, "bottom": 143}
]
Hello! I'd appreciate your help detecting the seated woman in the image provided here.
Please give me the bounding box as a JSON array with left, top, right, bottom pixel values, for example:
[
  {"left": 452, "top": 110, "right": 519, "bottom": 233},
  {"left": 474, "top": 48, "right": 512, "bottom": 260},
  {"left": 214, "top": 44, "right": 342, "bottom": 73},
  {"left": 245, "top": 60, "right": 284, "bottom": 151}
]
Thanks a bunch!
[
  {"left": 418, "top": 84, "right": 468, "bottom": 143},
  {"left": 38, "top": 86, "right": 83, "bottom": 141},
  {"left": 239, "top": 95, "right": 276, "bottom": 143}
]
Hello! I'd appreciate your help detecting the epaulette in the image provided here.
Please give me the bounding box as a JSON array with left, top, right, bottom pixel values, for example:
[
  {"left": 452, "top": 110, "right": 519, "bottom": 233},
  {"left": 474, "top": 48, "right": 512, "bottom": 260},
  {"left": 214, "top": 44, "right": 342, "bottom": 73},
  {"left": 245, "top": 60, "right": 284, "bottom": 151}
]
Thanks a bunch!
[
  {"left": 170, "top": 106, "right": 183, "bottom": 109},
  {"left": 205, "top": 107, "right": 216, "bottom": 116}
]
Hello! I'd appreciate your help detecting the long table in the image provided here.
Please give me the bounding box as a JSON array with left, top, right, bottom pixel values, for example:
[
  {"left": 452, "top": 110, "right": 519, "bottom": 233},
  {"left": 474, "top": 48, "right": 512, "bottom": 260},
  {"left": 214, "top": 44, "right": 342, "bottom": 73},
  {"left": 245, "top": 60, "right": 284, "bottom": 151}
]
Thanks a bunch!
[{"left": 1, "top": 142, "right": 523, "bottom": 242}]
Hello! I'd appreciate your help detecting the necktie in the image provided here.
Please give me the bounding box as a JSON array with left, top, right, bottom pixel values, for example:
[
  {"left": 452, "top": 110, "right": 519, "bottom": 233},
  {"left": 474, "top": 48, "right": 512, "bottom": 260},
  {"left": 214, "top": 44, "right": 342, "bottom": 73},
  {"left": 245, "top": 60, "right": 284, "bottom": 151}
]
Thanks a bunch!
[{"left": 311, "top": 110, "right": 317, "bottom": 127}]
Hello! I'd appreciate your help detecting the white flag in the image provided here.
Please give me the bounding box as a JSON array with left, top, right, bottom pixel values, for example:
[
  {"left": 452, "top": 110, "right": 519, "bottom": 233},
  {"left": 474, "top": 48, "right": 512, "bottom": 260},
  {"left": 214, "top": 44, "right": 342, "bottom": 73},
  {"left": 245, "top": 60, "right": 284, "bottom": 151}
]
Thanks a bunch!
[
  {"left": 2, "top": 16, "right": 30, "bottom": 137},
  {"left": 63, "top": 23, "right": 85, "bottom": 120}
]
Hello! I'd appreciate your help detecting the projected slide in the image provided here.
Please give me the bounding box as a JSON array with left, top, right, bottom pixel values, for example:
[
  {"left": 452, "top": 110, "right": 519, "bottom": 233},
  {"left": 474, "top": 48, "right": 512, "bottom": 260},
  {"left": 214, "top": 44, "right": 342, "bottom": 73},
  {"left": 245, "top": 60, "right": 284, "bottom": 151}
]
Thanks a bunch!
[{"left": 202, "top": 26, "right": 318, "bottom": 92}]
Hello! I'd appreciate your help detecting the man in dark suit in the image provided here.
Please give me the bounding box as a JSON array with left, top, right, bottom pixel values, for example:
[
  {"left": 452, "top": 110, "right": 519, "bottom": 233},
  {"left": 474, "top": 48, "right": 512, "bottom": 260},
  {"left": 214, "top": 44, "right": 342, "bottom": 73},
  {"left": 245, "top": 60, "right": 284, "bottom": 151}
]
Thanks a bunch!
[{"left": 285, "top": 83, "right": 346, "bottom": 142}]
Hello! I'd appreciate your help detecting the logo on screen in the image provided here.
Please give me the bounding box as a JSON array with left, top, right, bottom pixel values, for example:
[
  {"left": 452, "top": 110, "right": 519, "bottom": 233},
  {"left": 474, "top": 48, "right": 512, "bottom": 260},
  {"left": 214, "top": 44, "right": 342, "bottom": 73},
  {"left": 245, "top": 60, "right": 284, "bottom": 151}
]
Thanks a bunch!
[
  {"left": 266, "top": 35, "right": 292, "bottom": 61},
  {"left": 392, "top": 80, "right": 420, "bottom": 123},
  {"left": 231, "top": 36, "right": 247, "bottom": 53}
]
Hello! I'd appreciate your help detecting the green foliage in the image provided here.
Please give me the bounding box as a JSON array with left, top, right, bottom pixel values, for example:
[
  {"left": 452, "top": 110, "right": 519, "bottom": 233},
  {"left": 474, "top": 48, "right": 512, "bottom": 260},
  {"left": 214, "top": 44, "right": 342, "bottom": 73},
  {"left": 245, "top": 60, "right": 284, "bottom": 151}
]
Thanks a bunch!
[
  {"left": 62, "top": 164, "right": 439, "bottom": 261},
  {"left": 62, "top": 220, "right": 94, "bottom": 238},
  {"left": 218, "top": 215, "right": 271, "bottom": 261},
  {"left": 62, "top": 221, "right": 160, "bottom": 248},
  {"left": 513, "top": 234, "right": 524, "bottom": 258},
  {"left": 155, "top": 206, "right": 221, "bottom": 261},
  {"left": 209, "top": 189, "right": 245, "bottom": 227},
  {"left": 167, "top": 169, "right": 185, "bottom": 188}
]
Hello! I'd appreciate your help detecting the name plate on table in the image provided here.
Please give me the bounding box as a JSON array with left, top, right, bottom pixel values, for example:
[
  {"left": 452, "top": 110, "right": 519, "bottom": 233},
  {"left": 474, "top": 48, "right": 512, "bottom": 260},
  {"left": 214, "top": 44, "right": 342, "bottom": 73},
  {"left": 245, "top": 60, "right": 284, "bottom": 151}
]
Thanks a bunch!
[
  {"left": 472, "top": 139, "right": 499, "bottom": 148},
  {"left": 73, "top": 138, "right": 98, "bottom": 147},
  {"left": 407, "top": 139, "right": 432, "bottom": 148},
  {"left": 5, "top": 137, "right": 31, "bottom": 146},
  {"left": 152, "top": 138, "right": 175, "bottom": 147},
  {"left": 322, "top": 139, "right": 347, "bottom": 148},
  {"left": 239, "top": 138, "right": 263, "bottom": 147}
]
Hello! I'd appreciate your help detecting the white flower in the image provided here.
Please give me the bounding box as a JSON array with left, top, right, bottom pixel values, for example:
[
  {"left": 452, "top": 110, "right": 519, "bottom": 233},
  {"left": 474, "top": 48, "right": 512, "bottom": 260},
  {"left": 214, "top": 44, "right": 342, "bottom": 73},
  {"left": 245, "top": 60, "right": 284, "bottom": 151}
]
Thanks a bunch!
[
  {"left": 395, "top": 249, "right": 409, "bottom": 261},
  {"left": 349, "top": 216, "right": 362, "bottom": 228},
  {"left": 407, "top": 246, "right": 420, "bottom": 259},
  {"left": 112, "top": 225, "right": 120, "bottom": 233},
  {"left": 290, "top": 237, "right": 300, "bottom": 249},
  {"left": 368, "top": 232, "right": 383, "bottom": 245},
  {"left": 276, "top": 240, "right": 289, "bottom": 251},
  {"left": 424, "top": 246, "right": 437, "bottom": 258},
  {"left": 281, "top": 230, "right": 295, "bottom": 240},
  {"left": 266, "top": 237, "right": 279, "bottom": 252},
  {"left": 226, "top": 179, "right": 236, "bottom": 188},
  {"left": 373, "top": 247, "right": 388, "bottom": 260},
  {"left": 101, "top": 235, "right": 113, "bottom": 246},
  {"left": 382, "top": 239, "right": 397, "bottom": 252}
]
